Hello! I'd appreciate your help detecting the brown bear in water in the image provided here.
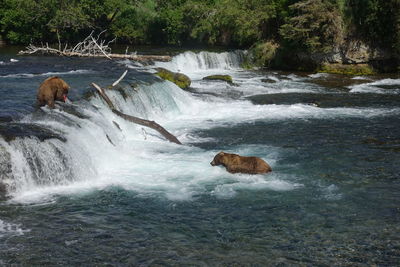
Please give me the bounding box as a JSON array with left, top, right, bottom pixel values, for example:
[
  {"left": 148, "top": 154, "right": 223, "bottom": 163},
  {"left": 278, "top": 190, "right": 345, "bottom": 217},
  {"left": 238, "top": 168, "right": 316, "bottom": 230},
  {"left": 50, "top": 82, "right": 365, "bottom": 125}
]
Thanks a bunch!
[
  {"left": 37, "top": 76, "right": 70, "bottom": 108},
  {"left": 210, "top": 151, "right": 272, "bottom": 174}
]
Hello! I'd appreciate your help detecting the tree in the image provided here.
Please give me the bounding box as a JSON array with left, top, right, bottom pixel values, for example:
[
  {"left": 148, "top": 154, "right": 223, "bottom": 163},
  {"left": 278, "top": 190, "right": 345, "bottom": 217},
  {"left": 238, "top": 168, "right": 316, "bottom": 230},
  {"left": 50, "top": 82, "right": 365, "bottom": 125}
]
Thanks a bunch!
[
  {"left": 47, "top": 2, "right": 91, "bottom": 42},
  {"left": 0, "top": 0, "right": 50, "bottom": 43},
  {"left": 279, "top": 0, "right": 344, "bottom": 53},
  {"left": 345, "top": 0, "right": 399, "bottom": 53}
]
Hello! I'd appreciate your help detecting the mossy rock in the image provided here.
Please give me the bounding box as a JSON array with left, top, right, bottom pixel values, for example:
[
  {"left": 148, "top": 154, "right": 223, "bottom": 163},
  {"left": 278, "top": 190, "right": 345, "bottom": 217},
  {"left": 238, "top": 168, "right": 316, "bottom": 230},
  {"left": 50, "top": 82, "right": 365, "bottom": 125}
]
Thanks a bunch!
[
  {"left": 318, "top": 63, "right": 375, "bottom": 76},
  {"left": 156, "top": 68, "right": 191, "bottom": 89},
  {"left": 203, "top": 75, "right": 233, "bottom": 84}
]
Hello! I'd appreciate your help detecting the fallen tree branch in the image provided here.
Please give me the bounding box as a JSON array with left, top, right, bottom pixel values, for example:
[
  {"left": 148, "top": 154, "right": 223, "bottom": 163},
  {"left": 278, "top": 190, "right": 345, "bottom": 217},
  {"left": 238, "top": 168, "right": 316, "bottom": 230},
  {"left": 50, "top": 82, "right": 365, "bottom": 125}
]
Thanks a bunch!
[
  {"left": 92, "top": 83, "right": 116, "bottom": 109},
  {"left": 112, "top": 110, "right": 182, "bottom": 145},
  {"left": 91, "top": 35, "right": 111, "bottom": 59},
  {"left": 91, "top": 82, "right": 181, "bottom": 145},
  {"left": 112, "top": 70, "right": 128, "bottom": 87},
  {"left": 18, "top": 31, "right": 172, "bottom": 62}
]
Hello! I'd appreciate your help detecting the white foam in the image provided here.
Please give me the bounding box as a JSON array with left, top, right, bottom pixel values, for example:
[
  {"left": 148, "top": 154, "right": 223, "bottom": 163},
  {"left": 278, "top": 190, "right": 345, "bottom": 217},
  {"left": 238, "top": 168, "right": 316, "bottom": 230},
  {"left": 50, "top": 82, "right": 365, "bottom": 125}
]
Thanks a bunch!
[
  {"left": 117, "top": 59, "right": 145, "bottom": 70},
  {"left": 0, "top": 219, "right": 29, "bottom": 238},
  {"left": 349, "top": 78, "right": 400, "bottom": 94},
  {"left": 284, "top": 74, "right": 305, "bottom": 81},
  {"left": 352, "top": 76, "right": 373, "bottom": 80},
  {"left": 10, "top": 142, "right": 296, "bottom": 203},
  {"left": 322, "top": 184, "right": 342, "bottom": 200},
  {"left": 162, "top": 96, "right": 400, "bottom": 132},
  {"left": 308, "top": 73, "right": 330, "bottom": 78},
  {"left": 212, "top": 177, "right": 302, "bottom": 199},
  {"left": 0, "top": 69, "right": 93, "bottom": 78}
]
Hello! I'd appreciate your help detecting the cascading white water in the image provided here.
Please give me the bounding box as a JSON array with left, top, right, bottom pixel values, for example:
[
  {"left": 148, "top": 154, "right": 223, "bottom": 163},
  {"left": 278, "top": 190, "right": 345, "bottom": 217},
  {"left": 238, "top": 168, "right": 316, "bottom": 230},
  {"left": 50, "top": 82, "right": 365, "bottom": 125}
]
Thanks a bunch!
[
  {"left": 155, "top": 50, "right": 246, "bottom": 73},
  {"left": 2, "top": 50, "right": 399, "bottom": 203},
  {"left": 0, "top": 79, "right": 195, "bottom": 200}
]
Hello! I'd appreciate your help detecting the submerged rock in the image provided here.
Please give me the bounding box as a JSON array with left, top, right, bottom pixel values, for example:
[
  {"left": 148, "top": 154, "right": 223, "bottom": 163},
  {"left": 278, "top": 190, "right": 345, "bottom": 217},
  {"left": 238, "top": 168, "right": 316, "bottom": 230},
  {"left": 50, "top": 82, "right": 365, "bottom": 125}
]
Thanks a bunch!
[
  {"left": 203, "top": 75, "right": 233, "bottom": 85},
  {"left": 155, "top": 68, "right": 191, "bottom": 89},
  {"left": 0, "top": 122, "right": 66, "bottom": 142}
]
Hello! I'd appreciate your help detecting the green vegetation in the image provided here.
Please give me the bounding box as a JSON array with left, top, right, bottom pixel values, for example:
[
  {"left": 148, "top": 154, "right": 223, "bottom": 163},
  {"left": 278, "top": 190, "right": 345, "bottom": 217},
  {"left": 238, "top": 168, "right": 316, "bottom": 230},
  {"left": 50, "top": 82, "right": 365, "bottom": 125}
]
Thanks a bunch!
[
  {"left": 319, "top": 63, "right": 375, "bottom": 76},
  {"left": 280, "top": 0, "right": 344, "bottom": 53},
  {"left": 250, "top": 41, "right": 280, "bottom": 68},
  {"left": 0, "top": 0, "right": 398, "bottom": 71}
]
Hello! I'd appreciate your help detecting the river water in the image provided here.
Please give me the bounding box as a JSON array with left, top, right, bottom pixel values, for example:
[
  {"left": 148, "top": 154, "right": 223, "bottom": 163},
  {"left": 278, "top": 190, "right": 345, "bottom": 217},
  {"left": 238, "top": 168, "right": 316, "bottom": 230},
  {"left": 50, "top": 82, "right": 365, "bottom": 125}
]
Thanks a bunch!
[{"left": 0, "top": 48, "right": 399, "bottom": 265}]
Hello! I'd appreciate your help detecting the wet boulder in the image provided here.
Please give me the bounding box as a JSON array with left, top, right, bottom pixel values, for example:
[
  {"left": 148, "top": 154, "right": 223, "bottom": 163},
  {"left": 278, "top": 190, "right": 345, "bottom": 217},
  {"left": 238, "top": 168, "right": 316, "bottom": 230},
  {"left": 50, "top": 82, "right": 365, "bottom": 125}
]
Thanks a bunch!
[
  {"left": 0, "top": 122, "right": 66, "bottom": 143},
  {"left": 155, "top": 68, "right": 191, "bottom": 90},
  {"left": 203, "top": 75, "right": 233, "bottom": 85}
]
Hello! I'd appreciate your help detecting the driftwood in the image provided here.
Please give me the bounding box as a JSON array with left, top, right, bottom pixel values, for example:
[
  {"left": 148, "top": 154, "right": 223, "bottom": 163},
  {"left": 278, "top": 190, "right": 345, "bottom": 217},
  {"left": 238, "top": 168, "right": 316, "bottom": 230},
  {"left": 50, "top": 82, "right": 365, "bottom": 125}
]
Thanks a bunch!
[
  {"left": 112, "top": 109, "right": 181, "bottom": 145},
  {"left": 91, "top": 82, "right": 181, "bottom": 145},
  {"left": 112, "top": 70, "right": 128, "bottom": 87},
  {"left": 18, "top": 31, "right": 171, "bottom": 62}
]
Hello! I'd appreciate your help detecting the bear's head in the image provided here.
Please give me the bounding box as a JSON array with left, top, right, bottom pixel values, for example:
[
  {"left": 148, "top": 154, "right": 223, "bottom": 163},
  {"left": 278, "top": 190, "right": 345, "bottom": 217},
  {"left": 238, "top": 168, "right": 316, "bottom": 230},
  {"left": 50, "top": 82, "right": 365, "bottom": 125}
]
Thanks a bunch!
[
  {"left": 210, "top": 151, "right": 226, "bottom": 166},
  {"left": 55, "top": 77, "right": 70, "bottom": 102}
]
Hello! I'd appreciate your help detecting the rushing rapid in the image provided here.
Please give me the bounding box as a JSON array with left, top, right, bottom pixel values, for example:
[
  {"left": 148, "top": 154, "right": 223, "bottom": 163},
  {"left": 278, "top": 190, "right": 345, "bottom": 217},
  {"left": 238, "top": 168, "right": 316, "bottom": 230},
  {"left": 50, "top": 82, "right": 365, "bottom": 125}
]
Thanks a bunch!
[{"left": 0, "top": 49, "right": 399, "bottom": 265}]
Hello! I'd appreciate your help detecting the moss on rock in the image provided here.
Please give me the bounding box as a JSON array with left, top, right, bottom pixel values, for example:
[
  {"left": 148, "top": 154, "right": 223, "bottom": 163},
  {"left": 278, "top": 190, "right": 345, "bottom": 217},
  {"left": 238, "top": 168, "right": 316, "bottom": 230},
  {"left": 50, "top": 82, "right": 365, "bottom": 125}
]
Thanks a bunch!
[
  {"left": 156, "top": 68, "right": 191, "bottom": 89},
  {"left": 202, "top": 75, "right": 233, "bottom": 84},
  {"left": 318, "top": 63, "right": 375, "bottom": 75}
]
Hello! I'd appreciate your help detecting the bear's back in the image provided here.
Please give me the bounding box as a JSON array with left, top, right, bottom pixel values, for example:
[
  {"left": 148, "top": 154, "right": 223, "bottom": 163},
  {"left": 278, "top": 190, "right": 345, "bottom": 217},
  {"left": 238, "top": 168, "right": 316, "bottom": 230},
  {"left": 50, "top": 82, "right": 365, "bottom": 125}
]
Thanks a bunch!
[
  {"left": 236, "top": 155, "right": 271, "bottom": 174},
  {"left": 41, "top": 77, "right": 65, "bottom": 89}
]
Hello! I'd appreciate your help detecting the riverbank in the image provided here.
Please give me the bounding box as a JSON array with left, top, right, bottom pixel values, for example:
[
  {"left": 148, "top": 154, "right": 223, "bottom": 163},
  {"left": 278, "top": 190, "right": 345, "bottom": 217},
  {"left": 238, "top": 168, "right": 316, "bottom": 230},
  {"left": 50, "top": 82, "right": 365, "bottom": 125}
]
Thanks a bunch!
[{"left": 246, "top": 40, "right": 399, "bottom": 75}]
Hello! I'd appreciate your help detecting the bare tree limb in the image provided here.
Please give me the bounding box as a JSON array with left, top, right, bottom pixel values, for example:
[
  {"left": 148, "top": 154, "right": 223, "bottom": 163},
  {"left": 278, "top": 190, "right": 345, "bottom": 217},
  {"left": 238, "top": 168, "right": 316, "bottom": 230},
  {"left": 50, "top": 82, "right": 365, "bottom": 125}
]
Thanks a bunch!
[
  {"left": 91, "top": 82, "right": 181, "bottom": 145},
  {"left": 18, "top": 32, "right": 171, "bottom": 62},
  {"left": 111, "top": 110, "right": 182, "bottom": 145},
  {"left": 91, "top": 35, "right": 111, "bottom": 59},
  {"left": 92, "top": 83, "right": 116, "bottom": 109},
  {"left": 112, "top": 70, "right": 128, "bottom": 87}
]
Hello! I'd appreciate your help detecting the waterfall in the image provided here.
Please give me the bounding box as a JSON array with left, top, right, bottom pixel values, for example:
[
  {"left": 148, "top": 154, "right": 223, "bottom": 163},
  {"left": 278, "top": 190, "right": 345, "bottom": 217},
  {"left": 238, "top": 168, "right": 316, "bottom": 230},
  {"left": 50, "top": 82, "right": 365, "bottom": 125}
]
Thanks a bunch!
[
  {"left": 155, "top": 50, "right": 246, "bottom": 73},
  {"left": 0, "top": 79, "right": 192, "bottom": 199}
]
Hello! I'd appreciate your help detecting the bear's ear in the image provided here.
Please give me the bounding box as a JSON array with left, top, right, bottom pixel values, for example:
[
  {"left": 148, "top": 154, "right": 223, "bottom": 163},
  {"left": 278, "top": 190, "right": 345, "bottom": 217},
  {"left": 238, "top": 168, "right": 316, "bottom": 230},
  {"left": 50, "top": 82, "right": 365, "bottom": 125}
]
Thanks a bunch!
[{"left": 219, "top": 152, "right": 225, "bottom": 155}]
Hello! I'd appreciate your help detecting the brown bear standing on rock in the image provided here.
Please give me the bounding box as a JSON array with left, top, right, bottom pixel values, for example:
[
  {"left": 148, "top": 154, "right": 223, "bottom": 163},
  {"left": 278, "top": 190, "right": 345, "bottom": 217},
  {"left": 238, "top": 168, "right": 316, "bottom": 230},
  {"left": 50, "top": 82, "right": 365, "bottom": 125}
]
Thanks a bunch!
[
  {"left": 210, "top": 152, "right": 272, "bottom": 174},
  {"left": 37, "top": 76, "right": 70, "bottom": 108}
]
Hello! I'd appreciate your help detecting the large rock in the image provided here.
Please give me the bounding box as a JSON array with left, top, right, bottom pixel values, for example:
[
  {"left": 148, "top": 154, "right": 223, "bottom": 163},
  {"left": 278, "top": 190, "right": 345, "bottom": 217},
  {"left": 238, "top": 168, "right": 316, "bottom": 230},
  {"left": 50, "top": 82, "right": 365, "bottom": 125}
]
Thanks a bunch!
[
  {"left": 155, "top": 68, "right": 191, "bottom": 89},
  {"left": 0, "top": 122, "right": 66, "bottom": 142},
  {"left": 203, "top": 75, "right": 233, "bottom": 85}
]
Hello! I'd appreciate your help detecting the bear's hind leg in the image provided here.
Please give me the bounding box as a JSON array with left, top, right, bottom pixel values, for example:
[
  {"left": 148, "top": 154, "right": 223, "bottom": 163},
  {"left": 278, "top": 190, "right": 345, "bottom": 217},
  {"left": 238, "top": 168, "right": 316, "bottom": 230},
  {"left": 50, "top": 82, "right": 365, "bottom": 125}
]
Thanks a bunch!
[{"left": 47, "top": 99, "right": 55, "bottom": 109}]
